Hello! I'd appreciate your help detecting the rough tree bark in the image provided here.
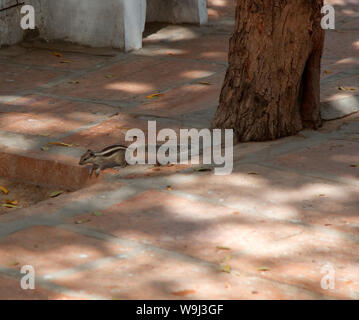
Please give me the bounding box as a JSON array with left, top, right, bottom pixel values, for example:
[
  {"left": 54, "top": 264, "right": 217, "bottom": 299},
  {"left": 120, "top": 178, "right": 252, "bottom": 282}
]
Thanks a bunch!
[{"left": 212, "top": 0, "right": 325, "bottom": 142}]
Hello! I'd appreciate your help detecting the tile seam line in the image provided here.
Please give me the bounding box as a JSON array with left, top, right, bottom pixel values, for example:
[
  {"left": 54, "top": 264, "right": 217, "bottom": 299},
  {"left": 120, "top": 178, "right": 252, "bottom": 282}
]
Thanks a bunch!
[
  {"left": 25, "top": 68, "right": 225, "bottom": 109},
  {"left": 0, "top": 52, "right": 133, "bottom": 75},
  {"left": 253, "top": 162, "right": 359, "bottom": 189}
]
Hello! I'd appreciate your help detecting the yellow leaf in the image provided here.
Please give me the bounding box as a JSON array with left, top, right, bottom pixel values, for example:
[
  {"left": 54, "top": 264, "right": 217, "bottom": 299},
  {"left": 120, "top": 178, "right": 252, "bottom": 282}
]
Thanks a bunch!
[
  {"left": 50, "top": 190, "right": 64, "bottom": 198},
  {"left": 60, "top": 60, "right": 72, "bottom": 63},
  {"left": 46, "top": 142, "right": 73, "bottom": 148},
  {"left": 216, "top": 246, "right": 231, "bottom": 251},
  {"left": 53, "top": 52, "right": 63, "bottom": 57},
  {"left": 257, "top": 266, "right": 271, "bottom": 272},
  {"left": 338, "top": 86, "right": 356, "bottom": 91},
  {"left": 219, "top": 264, "right": 231, "bottom": 273},
  {"left": 146, "top": 93, "right": 164, "bottom": 99},
  {"left": 5, "top": 199, "right": 18, "bottom": 205},
  {"left": 0, "top": 186, "right": 9, "bottom": 195},
  {"left": 2, "top": 204, "right": 19, "bottom": 209}
]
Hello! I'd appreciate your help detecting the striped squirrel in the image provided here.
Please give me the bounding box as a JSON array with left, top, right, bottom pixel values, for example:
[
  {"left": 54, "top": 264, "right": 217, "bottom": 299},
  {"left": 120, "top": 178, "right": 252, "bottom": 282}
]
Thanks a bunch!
[
  {"left": 79, "top": 142, "right": 214, "bottom": 176},
  {"left": 79, "top": 145, "right": 128, "bottom": 176},
  {"left": 79, "top": 144, "right": 164, "bottom": 176}
]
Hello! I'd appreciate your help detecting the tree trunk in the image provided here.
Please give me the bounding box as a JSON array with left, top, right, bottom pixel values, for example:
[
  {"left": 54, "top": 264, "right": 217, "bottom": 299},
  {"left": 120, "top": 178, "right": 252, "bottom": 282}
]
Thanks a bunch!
[{"left": 212, "top": 0, "right": 324, "bottom": 142}]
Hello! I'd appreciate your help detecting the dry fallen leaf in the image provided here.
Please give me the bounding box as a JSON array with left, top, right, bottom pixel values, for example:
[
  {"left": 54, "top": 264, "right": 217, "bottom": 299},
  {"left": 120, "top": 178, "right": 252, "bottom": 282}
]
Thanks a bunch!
[
  {"left": 105, "top": 74, "right": 114, "bottom": 78},
  {"left": 216, "top": 246, "right": 231, "bottom": 251},
  {"left": 5, "top": 199, "right": 18, "bottom": 205},
  {"left": 338, "top": 86, "right": 356, "bottom": 91},
  {"left": 0, "top": 186, "right": 9, "bottom": 195},
  {"left": 50, "top": 190, "right": 64, "bottom": 198},
  {"left": 167, "top": 185, "right": 172, "bottom": 191},
  {"left": 323, "top": 70, "right": 332, "bottom": 75},
  {"left": 350, "top": 164, "right": 358, "bottom": 168},
  {"left": 146, "top": 93, "right": 164, "bottom": 99},
  {"left": 53, "top": 52, "right": 63, "bottom": 57},
  {"left": 47, "top": 142, "right": 73, "bottom": 148},
  {"left": 60, "top": 60, "right": 72, "bottom": 63},
  {"left": 41, "top": 142, "right": 73, "bottom": 151},
  {"left": 219, "top": 264, "right": 231, "bottom": 273},
  {"left": 198, "top": 81, "right": 211, "bottom": 85},
  {"left": 257, "top": 266, "right": 271, "bottom": 272},
  {"left": 2, "top": 204, "right": 20, "bottom": 209},
  {"left": 68, "top": 80, "right": 80, "bottom": 84},
  {"left": 75, "top": 218, "right": 91, "bottom": 224},
  {"left": 171, "top": 289, "right": 196, "bottom": 296}
]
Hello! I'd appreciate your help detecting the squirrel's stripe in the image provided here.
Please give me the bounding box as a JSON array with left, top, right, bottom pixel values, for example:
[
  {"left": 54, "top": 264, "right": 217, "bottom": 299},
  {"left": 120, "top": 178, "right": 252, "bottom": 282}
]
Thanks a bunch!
[{"left": 96, "top": 145, "right": 127, "bottom": 157}]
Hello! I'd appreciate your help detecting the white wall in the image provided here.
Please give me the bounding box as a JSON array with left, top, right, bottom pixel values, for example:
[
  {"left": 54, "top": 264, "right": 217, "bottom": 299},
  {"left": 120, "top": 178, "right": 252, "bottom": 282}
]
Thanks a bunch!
[
  {"left": 0, "top": 0, "right": 207, "bottom": 50},
  {"left": 0, "top": 0, "right": 24, "bottom": 46},
  {"left": 41, "top": 0, "right": 125, "bottom": 48},
  {"left": 0, "top": 0, "right": 47, "bottom": 47}
]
